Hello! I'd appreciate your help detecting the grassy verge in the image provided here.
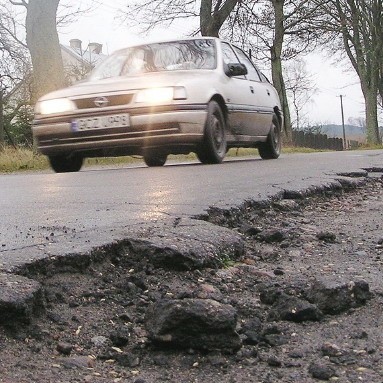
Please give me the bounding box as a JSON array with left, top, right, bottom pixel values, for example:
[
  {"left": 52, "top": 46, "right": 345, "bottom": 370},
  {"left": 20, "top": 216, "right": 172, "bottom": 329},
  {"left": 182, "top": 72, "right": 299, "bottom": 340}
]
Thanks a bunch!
[
  {"left": 0, "top": 147, "right": 49, "bottom": 173},
  {"left": 1, "top": 145, "right": 381, "bottom": 173}
]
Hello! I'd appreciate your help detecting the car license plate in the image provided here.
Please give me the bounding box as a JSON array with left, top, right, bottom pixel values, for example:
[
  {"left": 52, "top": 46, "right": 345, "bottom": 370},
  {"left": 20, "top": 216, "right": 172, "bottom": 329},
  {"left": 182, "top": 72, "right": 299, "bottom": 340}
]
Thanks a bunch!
[{"left": 71, "top": 114, "right": 130, "bottom": 131}]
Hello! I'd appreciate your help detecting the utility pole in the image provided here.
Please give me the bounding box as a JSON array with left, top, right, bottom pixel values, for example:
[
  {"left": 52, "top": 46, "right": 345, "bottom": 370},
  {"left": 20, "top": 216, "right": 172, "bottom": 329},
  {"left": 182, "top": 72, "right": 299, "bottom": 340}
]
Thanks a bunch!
[{"left": 338, "top": 95, "right": 347, "bottom": 149}]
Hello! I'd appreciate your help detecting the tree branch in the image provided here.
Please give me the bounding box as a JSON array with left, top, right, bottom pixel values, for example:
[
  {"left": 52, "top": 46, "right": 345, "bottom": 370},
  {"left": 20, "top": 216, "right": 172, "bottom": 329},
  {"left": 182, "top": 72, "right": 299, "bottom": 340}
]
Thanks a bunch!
[{"left": 8, "top": 0, "right": 28, "bottom": 8}]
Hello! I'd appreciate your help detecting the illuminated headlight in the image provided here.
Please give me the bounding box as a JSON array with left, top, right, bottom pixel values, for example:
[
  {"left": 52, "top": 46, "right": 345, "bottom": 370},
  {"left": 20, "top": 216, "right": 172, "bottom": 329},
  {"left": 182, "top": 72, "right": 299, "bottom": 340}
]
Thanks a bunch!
[
  {"left": 35, "top": 98, "right": 76, "bottom": 115},
  {"left": 135, "top": 86, "right": 187, "bottom": 104}
]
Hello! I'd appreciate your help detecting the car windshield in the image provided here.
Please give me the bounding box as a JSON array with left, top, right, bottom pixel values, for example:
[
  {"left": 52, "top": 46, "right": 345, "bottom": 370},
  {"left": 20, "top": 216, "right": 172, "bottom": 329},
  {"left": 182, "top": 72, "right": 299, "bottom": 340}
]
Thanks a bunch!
[{"left": 90, "top": 39, "right": 216, "bottom": 80}]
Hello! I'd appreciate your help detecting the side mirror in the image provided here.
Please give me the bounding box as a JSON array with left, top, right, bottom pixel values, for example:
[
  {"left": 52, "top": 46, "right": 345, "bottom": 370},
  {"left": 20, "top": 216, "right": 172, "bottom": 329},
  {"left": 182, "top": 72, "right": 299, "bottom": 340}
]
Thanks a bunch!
[{"left": 226, "top": 62, "right": 248, "bottom": 77}]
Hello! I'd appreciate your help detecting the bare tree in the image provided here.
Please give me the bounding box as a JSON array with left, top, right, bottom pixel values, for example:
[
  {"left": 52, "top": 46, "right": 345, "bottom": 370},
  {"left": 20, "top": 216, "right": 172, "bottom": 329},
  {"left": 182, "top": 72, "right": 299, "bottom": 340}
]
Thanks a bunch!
[
  {"left": 284, "top": 58, "right": 317, "bottom": 130},
  {"left": 315, "top": 0, "right": 382, "bottom": 144},
  {"left": 8, "top": 0, "right": 89, "bottom": 102},
  {"left": 348, "top": 116, "right": 366, "bottom": 132},
  {"left": 1, "top": 0, "right": 91, "bottom": 147},
  {"left": 0, "top": 1, "right": 31, "bottom": 147},
  {"left": 0, "top": 86, "right": 4, "bottom": 147},
  {"left": 119, "top": 0, "right": 240, "bottom": 38},
  {"left": 225, "top": 0, "right": 328, "bottom": 142}
]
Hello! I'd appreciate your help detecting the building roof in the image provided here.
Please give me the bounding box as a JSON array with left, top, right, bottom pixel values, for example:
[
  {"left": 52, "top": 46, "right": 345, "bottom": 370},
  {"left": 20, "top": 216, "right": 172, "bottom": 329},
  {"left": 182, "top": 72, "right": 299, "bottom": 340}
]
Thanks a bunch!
[{"left": 60, "top": 41, "right": 107, "bottom": 68}]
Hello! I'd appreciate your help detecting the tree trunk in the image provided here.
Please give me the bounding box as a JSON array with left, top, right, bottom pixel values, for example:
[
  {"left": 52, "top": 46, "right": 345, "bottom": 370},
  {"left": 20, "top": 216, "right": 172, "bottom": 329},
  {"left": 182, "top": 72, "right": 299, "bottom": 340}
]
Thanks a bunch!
[
  {"left": 379, "top": 49, "right": 383, "bottom": 108},
  {"left": 200, "top": 0, "right": 238, "bottom": 37},
  {"left": 0, "top": 88, "right": 4, "bottom": 149},
  {"left": 361, "top": 83, "right": 380, "bottom": 144},
  {"left": 270, "top": 0, "right": 292, "bottom": 143},
  {"left": 26, "top": 0, "right": 65, "bottom": 102}
]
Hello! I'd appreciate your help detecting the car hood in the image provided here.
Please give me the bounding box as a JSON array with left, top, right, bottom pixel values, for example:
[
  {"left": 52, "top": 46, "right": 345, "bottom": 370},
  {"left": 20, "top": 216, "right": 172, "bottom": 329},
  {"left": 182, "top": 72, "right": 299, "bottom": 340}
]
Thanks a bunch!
[{"left": 38, "top": 70, "right": 218, "bottom": 101}]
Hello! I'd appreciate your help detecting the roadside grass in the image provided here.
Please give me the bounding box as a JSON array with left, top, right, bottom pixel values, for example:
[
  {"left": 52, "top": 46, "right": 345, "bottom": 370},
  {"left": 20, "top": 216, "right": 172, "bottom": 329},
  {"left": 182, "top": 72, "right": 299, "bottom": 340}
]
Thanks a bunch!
[
  {"left": 0, "top": 146, "right": 49, "bottom": 173},
  {"left": 1, "top": 144, "right": 381, "bottom": 173},
  {"left": 357, "top": 143, "right": 383, "bottom": 150}
]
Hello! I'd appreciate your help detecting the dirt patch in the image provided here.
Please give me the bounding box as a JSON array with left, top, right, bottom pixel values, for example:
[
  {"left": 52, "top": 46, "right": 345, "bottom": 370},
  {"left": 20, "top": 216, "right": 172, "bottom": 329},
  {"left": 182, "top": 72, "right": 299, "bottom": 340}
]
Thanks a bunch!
[{"left": 1, "top": 176, "right": 383, "bottom": 382}]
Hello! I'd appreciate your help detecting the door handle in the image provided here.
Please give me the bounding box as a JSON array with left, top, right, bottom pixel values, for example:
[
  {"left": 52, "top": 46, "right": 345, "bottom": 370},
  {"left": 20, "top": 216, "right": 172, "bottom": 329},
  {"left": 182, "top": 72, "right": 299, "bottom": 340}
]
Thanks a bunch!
[
  {"left": 250, "top": 86, "right": 254, "bottom": 94},
  {"left": 267, "top": 90, "right": 270, "bottom": 96}
]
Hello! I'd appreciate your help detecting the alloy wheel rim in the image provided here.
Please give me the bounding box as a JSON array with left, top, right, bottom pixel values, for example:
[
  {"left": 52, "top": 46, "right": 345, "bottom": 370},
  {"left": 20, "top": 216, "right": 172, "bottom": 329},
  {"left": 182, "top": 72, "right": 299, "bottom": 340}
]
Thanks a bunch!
[{"left": 212, "top": 116, "right": 224, "bottom": 153}]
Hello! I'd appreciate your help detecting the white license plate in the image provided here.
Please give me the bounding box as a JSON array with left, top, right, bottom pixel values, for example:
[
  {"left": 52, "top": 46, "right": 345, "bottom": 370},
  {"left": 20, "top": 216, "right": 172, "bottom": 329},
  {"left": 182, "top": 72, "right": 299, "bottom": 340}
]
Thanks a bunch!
[{"left": 72, "top": 114, "right": 130, "bottom": 131}]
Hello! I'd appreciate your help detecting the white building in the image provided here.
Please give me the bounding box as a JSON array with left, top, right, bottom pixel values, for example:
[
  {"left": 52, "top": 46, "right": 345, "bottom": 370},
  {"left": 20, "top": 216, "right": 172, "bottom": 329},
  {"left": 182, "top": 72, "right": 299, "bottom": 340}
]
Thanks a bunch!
[{"left": 61, "top": 39, "right": 107, "bottom": 84}]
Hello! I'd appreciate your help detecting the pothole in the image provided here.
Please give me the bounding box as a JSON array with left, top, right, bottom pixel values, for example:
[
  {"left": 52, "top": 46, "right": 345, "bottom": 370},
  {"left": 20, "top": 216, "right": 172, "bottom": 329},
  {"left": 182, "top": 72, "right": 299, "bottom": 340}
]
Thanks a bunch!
[{"left": 1, "top": 177, "right": 383, "bottom": 383}]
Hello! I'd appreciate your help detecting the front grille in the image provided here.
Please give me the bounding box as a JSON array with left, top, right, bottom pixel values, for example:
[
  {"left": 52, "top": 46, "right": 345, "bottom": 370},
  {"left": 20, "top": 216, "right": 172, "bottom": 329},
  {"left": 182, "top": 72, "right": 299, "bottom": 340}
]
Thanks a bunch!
[{"left": 74, "top": 94, "right": 133, "bottom": 109}]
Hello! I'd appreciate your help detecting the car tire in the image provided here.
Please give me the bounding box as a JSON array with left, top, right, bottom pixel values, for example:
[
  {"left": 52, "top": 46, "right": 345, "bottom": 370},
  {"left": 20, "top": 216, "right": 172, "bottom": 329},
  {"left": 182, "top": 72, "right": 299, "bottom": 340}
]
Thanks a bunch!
[
  {"left": 143, "top": 152, "right": 167, "bottom": 167},
  {"left": 196, "top": 101, "right": 227, "bottom": 164},
  {"left": 48, "top": 154, "right": 83, "bottom": 173},
  {"left": 258, "top": 114, "right": 281, "bottom": 160}
]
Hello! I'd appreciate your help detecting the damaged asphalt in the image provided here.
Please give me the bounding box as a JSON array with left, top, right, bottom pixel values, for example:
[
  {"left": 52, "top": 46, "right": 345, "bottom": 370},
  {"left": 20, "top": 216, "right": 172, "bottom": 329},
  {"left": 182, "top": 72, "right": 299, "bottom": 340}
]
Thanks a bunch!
[{"left": 1, "top": 150, "right": 383, "bottom": 325}]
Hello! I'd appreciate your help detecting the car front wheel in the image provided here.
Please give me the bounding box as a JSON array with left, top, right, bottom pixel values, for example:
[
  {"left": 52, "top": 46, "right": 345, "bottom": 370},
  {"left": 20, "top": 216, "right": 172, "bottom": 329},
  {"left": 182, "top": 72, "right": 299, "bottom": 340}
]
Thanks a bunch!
[
  {"left": 196, "top": 101, "right": 227, "bottom": 164},
  {"left": 258, "top": 114, "right": 281, "bottom": 160},
  {"left": 143, "top": 152, "right": 167, "bottom": 167},
  {"left": 48, "top": 154, "right": 83, "bottom": 173}
]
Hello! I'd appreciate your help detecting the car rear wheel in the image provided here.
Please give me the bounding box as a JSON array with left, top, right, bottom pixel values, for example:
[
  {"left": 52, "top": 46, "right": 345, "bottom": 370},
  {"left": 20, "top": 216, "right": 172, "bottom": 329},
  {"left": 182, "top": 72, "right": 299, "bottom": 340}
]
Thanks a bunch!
[
  {"left": 143, "top": 152, "right": 167, "bottom": 167},
  {"left": 258, "top": 114, "right": 281, "bottom": 160},
  {"left": 48, "top": 154, "right": 83, "bottom": 173},
  {"left": 196, "top": 101, "right": 227, "bottom": 164}
]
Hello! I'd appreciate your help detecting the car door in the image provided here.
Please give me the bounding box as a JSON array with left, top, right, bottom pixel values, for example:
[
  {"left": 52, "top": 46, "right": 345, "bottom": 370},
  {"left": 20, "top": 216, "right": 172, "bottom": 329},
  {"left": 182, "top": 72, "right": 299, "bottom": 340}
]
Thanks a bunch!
[
  {"left": 232, "top": 46, "right": 275, "bottom": 137},
  {"left": 220, "top": 42, "right": 258, "bottom": 139}
]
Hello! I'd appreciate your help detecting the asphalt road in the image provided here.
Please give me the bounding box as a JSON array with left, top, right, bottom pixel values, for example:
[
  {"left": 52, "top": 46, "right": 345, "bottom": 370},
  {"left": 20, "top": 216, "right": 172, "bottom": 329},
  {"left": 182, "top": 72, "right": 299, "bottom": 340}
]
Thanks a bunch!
[{"left": 1, "top": 150, "right": 382, "bottom": 271}]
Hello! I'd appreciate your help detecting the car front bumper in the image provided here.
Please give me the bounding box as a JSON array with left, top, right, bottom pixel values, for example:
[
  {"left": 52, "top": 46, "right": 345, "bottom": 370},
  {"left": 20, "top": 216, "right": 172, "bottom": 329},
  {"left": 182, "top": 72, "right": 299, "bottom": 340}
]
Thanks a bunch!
[{"left": 32, "top": 108, "right": 207, "bottom": 156}]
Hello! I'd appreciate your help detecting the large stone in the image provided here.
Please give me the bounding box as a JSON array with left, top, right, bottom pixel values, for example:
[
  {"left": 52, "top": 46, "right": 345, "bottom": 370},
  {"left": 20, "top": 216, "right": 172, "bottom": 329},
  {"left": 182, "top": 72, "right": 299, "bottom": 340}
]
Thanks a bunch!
[
  {"left": 128, "top": 218, "right": 245, "bottom": 270},
  {"left": 57, "top": 356, "right": 95, "bottom": 369},
  {"left": 0, "top": 273, "right": 45, "bottom": 324},
  {"left": 110, "top": 326, "right": 131, "bottom": 347},
  {"left": 241, "top": 317, "right": 263, "bottom": 345},
  {"left": 259, "top": 284, "right": 283, "bottom": 305},
  {"left": 306, "top": 278, "right": 372, "bottom": 315},
  {"left": 257, "top": 228, "right": 288, "bottom": 243},
  {"left": 308, "top": 362, "right": 337, "bottom": 380},
  {"left": 145, "top": 298, "right": 241, "bottom": 352},
  {"left": 268, "top": 295, "right": 323, "bottom": 323}
]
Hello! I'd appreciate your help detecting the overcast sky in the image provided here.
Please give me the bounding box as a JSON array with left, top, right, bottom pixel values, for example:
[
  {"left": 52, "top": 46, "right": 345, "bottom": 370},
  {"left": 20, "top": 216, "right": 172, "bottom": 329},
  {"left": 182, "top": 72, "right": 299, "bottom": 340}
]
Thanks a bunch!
[{"left": 59, "top": 0, "right": 368, "bottom": 127}]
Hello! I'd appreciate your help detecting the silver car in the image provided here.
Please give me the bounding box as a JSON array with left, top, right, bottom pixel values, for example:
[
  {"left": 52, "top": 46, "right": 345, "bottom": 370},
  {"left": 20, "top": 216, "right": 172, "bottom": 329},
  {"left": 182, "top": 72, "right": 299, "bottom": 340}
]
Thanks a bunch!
[{"left": 32, "top": 37, "right": 283, "bottom": 172}]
